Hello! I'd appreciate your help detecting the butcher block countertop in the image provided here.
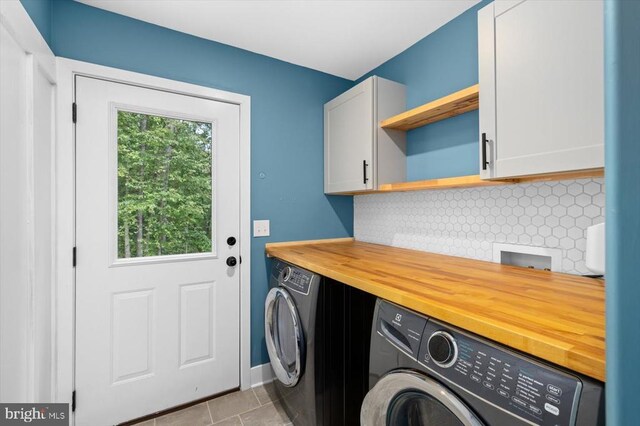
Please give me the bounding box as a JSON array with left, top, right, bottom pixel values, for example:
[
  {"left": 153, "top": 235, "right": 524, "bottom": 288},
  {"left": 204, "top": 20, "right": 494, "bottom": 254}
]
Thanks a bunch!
[{"left": 265, "top": 238, "right": 605, "bottom": 382}]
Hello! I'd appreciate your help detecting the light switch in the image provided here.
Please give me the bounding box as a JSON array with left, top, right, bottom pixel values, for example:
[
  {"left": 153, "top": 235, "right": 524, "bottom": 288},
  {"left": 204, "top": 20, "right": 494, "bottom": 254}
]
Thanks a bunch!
[{"left": 253, "top": 220, "right": 270, "bottom": 237}]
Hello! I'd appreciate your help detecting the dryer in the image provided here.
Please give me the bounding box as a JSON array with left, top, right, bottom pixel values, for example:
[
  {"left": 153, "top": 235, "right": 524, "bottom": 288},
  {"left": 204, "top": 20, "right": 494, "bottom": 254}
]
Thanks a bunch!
[
  {"left": 265, "top": 259, "right": 375, "bottom": 425},
  {"left": 361, "top": 299, "right": 605, "bottom": 426},
  {"left": 265, "top": 260, "right": 319, "bottom": 424}
]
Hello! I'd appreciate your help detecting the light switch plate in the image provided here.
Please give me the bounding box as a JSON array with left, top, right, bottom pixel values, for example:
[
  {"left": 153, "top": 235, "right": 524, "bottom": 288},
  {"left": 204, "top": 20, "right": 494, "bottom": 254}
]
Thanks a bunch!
[{"left": 253, "top": 220, "right": 270, "bottom": 237}]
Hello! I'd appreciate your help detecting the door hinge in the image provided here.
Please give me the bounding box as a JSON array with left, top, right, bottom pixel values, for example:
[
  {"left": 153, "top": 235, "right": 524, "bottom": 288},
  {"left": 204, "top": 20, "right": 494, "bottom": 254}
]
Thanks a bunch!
[
  {"left": 72, "top": 390, "right": 76, "bottom": 412},
  {"left": 72, "top": 247, "right": 77, "bottom": 267},
  {"left": 72, "top": 102, "right": 77, "bottom": 123}
]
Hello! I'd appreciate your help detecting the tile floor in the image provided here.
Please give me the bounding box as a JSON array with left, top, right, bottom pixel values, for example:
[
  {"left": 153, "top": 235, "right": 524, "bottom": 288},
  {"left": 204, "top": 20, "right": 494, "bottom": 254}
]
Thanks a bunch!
[{"left": 132, "top": 382, "right": 291, "bottom": 426}]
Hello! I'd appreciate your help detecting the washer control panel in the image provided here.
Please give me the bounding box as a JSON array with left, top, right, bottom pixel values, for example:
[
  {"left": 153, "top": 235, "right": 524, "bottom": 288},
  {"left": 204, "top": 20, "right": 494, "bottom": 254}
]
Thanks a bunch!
[
  {"left": 418, "top": 320, "right": 582, "bottom": 426},
  {"left": 270, "top": 259, "right": 314, "bottom": 295},
  {"left": 374, "top": 300, "right": 582, "bottom": 426}
]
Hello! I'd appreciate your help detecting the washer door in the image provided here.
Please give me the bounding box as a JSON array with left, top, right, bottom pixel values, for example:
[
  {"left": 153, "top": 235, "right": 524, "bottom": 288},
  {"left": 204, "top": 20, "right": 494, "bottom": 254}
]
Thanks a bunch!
[
  {"left": 264, "top": 287, "right": 305, "bottom": 387},
  {"left": 361, "top": 370, "right": 485, "bottom": 426}
]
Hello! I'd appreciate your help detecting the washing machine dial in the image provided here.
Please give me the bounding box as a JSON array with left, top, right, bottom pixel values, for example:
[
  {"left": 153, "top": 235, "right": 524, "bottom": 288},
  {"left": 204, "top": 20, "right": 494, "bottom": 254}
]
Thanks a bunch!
[
  {"left": 281, "top": 266, "right": 292, "bottom": 282},
  {"left": 427, "top": 331, "right": 458, "bottom": 368}
]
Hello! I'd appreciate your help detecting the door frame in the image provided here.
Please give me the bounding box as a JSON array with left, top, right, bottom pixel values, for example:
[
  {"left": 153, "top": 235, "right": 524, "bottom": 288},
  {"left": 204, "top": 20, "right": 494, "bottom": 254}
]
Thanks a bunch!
[
  {"left": 0, "top": 0, "right": 57, "bottom": 402},
  {"left": 55, "top": 58, "right": 252, "bottom": 417}
]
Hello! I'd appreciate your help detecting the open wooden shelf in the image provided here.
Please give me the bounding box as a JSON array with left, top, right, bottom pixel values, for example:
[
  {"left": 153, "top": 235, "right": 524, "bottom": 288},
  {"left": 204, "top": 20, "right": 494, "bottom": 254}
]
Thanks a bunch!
[
  {"left": 367, "top": 82, "right": 604, "bottom": 195},
  {"left": 380, "top": 84, "right": 479, "bottom": 131},
  {"left": 373, "top": 169, "right": 604, "bottom": 194}
]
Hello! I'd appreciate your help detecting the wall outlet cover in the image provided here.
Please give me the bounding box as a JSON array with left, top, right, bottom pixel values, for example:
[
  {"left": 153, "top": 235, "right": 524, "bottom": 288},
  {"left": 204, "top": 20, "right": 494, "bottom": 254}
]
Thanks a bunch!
[
  {"left": 492, "top": 243, "right": 562, "bottom": 272},
  {"left": 253, "top": 220, "right": 270, "bottom": 237}
]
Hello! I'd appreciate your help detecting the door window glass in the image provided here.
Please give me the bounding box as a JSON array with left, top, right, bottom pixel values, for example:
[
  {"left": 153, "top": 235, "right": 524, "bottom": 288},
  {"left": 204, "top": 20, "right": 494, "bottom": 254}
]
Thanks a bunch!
[
  {"left": 273, "top": 296, "right": 298, "bottom": 374},
  {"left": 387, "top": 391, "right": 465, "bottom": 426},
  {"left": 117, "top": 110, "right": 213, "bottom": 258}
]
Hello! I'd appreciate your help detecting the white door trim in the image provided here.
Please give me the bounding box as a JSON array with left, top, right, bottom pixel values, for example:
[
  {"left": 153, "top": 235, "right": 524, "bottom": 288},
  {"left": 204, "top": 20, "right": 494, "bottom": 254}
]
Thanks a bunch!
[
  {"left": 0, "top": 0, "right": 55, "bottom": 76},
  {"left": 0, "top": 0, "right": 56, "bottom": 402},
  {"left": 55, "top": 58, "right": 252, "bottom": 416}
]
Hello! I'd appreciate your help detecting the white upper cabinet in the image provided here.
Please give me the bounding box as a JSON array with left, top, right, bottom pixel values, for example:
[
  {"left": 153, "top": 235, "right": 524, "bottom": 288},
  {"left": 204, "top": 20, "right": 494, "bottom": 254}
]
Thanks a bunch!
[
  {"left": 324, "top": 76, "right": 406, "bottom": 194},
  {"left": 478, "top": 0, "right": 604, "bottom": 179}
]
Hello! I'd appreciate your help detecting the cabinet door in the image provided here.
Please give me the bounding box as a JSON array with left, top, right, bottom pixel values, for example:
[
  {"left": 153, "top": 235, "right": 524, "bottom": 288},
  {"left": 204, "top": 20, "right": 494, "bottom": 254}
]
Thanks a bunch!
[
  {"left": 324, "top": 78, "right": 374, "bottom": 193},
  {"left": 479, "top": 0, "right": 604, "bottom": 179}
]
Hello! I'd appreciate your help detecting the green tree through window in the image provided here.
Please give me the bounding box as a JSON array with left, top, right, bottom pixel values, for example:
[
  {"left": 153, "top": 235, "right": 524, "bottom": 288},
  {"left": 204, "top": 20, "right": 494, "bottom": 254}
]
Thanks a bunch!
[{"left": 117, "top": 111, "right": 213, "bottom": 258}]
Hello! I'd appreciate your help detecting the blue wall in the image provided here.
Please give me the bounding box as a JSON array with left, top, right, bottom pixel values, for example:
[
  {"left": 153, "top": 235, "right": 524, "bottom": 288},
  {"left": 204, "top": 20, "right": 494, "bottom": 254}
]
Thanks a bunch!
[
  {"left": 358, "top": 1, "right": 488, "bottom": 181},
  {"left": 19, "top": 0, "right": 52, "bottom": 46},
  {"left": 604, "top": 0, "right": 640, "bottom": 424},
  {"left": 44, "top": 0, "right": 353, "bottom": 367}
]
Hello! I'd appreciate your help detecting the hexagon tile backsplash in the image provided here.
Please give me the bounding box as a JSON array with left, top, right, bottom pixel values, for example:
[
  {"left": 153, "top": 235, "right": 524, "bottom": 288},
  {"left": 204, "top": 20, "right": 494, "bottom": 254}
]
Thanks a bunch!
[{"left": 354, "top": 178, "right": 605, "bottom": 275}]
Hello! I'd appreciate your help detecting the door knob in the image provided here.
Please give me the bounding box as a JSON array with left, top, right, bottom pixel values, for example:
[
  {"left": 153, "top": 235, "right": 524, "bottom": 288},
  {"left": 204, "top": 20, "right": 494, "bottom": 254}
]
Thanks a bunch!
[
  {"left": 227, "top": 236, "right": 237, "bottom": 246},
  {"left": 226, "top": 256, "right": 237, "bottom": 267}
]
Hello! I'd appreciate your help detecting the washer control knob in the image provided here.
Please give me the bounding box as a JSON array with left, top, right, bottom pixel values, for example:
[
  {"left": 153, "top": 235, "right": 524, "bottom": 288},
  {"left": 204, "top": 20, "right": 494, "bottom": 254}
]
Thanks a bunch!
[
  {"left": 281, "top": 266, "right": 292, "bottom": 282},
  {"left": 428, "top": 331, "right": 458, "bottom": 368}
]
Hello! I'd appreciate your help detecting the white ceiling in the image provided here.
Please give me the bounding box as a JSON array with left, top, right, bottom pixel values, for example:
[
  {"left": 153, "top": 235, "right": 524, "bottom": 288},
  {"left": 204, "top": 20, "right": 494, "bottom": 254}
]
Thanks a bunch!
[{"left": 76, "top": 0, "right": 480, "bottom": 80}]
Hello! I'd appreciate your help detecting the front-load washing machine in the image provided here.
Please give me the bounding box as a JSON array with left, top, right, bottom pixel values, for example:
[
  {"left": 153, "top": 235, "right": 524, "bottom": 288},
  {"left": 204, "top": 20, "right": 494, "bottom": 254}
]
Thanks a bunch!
[{"left": 361, "top": 299, "right": 604, "bottom": 426}]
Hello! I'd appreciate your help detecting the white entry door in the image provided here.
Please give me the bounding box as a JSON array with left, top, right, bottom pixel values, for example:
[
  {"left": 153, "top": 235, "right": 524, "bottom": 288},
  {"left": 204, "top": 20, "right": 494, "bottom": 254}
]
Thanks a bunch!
[{"left": 75, "top": 76, "right": 240, "bottom": 425}]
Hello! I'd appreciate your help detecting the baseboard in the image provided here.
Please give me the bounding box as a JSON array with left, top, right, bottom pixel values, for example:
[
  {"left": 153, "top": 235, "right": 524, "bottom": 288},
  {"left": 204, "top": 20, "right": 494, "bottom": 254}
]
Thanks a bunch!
[{"left": 250, "top": 363, "right": 274, "bottom": 387}]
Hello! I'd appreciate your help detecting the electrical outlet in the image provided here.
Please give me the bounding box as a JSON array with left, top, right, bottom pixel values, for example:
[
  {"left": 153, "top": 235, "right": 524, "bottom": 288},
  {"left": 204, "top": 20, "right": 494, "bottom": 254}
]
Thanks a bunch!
[{"left": 253, "top": 220, "right": 270, "bottom": 237}]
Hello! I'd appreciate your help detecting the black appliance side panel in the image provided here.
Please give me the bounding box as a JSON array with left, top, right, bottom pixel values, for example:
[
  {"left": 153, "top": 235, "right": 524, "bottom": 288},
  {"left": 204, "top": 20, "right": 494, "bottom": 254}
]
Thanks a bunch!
[
  {"left": 344, "top": 283, "right": 376, "bottom": 424},
  {"left": 315, "top": 279, "right": 325, "bottom": 426},
  {"left": 318, "top": 277, "right": 345, "bottom": 426},
  {"left": 317, "top": 279, "right": 375, "bottom": 426},
  {"left": 575, "top": 378, "right": 605, "bottom": 426}
]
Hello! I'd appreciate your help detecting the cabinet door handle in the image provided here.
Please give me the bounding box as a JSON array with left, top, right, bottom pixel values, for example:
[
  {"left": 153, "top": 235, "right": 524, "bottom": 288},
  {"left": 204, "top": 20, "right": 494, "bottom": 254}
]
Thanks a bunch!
[
  {"left": 482, "top": 133, "right": 489, "bottom": 170},
  {"left": 363, "top": 160, "right": 369, "bottom": 184}
]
